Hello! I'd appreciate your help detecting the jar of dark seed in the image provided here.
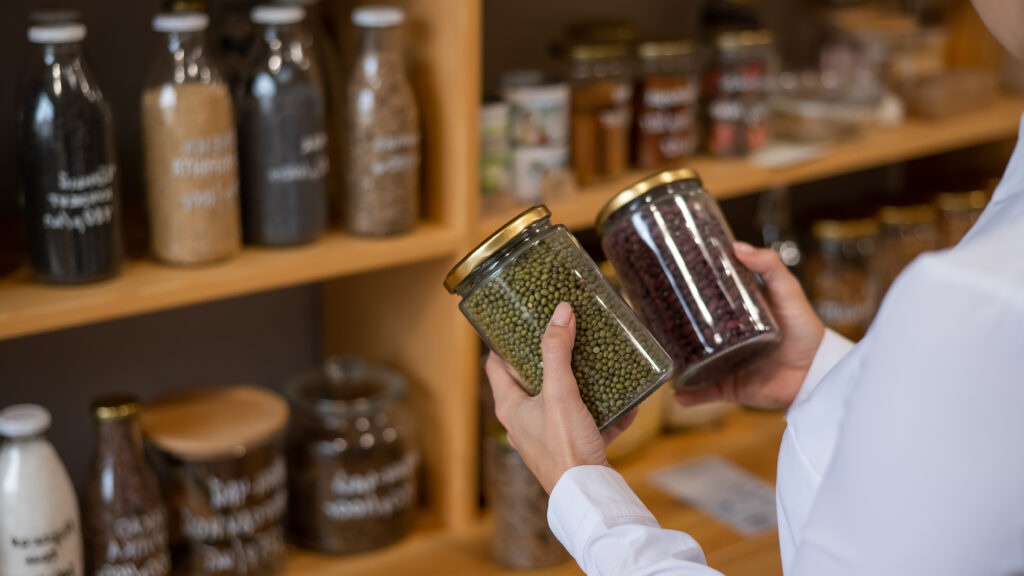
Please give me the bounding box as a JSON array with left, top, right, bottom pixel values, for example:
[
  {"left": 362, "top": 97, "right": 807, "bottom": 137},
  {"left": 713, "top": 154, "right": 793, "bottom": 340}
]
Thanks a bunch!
[
  {"left": 806, "top": 217, "right": 880, "bottom": 341},
  {"left": 444, "top": 206, "right": 673, "bottom": 431},
  {"left": 285, "top": 356, "right": 419, "bottom": 555},
  {"left": 485, "top": 428, "right": 569, "bottom": 570},
  {"left": 597, "top": 169, "right": 780, "bottom": 390}
]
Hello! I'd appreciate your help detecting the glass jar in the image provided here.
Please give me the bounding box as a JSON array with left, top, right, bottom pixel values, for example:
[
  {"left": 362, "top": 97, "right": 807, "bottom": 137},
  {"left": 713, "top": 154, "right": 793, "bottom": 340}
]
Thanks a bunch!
[
  {"left": 86, "top": 395, "right": 170, "bottom": 576},
  {"left": 633, "top": 40, "right": 700, "bottom": 169},
  {"left": 346, "top": 6, "right": 420, "bottom": 236},
  {"left": 704, "top": 29, "right": 776, "bottom": 157},
  {"left": 877, "top": 203, "right": 939, "bottom": 293},
  {"left": 936, "top": 190, "right": 988, "bottom": 248},
  {"left": 18, "top": 22, "right": 123, "bottom": 284},
  {"left": 806, "top": 218, "right": 880, "bottom": 341},
  {"left": 238, "top": 6, "right": 329, "bottom": 246},
  {"left": 597, "top": 169, "right": 780, "bottom": 390},
  {"left": 485, "top": 429, "right": 569, "bottom": 570},
  {"left": 285, "top": 356, "right": 419, "bottom": 555},
  {"left": 444, "top": 206, "right": 673, "bottom": 430},
  {"left": 142, "top": 12, "right": 242, "bottom": 265},
  {"left": 140, "top": 386, "right": 289, "bottom": 576},
  {"left": 567, "top": 42, "right": 634, "bottom": 186}
]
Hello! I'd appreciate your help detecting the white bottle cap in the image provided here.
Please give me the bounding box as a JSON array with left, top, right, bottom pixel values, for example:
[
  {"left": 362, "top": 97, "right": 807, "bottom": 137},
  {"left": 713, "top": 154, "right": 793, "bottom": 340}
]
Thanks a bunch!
[
  {"left": 0, "top": 404, "right": 52, "bottom": 438},
  {"left": 27, "top": 23, "right": 86, "bottom": 44},
  {"left": 351, "top": 5, "right": 404, "bottom": 28},
  {"left": 251, "top": 5, "right": 305, "bottom": 25},
  {"left": 152, "top": 12, "right": 210, "bottom": 33}
]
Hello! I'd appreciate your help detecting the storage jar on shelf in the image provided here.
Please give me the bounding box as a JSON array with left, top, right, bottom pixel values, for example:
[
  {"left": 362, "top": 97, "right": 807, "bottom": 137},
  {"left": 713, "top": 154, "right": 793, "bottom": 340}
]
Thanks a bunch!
[
  {"left": 567, "top": 42, "right": 634, "bottom": 186},
  {"left": 704, "top": 29, "right": 776, "bottom": 157},
  {"left": 806, "top": 217, "right": 880, "bottom": 341},
  {"left": 936, "top": 189, "right": 988, "bottom": 248},
  {"left": 633, "top": 40, "right": 701, "bottom": 169},
  {"left": 877, "top": 203, "right": 939, "bottom": 293}
]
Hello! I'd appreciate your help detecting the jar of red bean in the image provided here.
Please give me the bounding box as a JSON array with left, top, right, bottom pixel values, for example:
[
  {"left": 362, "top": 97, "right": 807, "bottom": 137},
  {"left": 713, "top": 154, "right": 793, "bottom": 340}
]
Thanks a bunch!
[
  {"left": 597, "top": 169, "right": 780, "bottom": 390},
  {"left": 633, "top": 40, "right": 700, "bottom": 169}
]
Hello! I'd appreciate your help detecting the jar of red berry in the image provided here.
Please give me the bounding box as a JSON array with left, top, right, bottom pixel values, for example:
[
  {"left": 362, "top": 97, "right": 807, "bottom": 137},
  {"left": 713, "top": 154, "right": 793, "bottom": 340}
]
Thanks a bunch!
[
  {"left": 703, "top": 29, "right": 776, "bottom": 157},
  {"left": 597, "top": 168, "right": 780, "bottom": 389}
]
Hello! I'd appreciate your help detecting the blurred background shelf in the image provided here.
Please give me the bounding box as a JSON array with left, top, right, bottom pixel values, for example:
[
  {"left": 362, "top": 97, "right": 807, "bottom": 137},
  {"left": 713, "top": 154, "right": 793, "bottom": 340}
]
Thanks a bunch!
[
  {"left": 0, "top": 222, "right": 458, "bottom": 342},
  {"left": 479, "top": 94, "right": 1024, "bottom": 235}
]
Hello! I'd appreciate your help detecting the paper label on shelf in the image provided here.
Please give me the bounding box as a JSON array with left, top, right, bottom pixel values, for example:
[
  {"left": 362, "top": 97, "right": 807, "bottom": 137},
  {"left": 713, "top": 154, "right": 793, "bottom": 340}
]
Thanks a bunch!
[{"left": 648, "top": 455, "right": 777, "bottom": 536}]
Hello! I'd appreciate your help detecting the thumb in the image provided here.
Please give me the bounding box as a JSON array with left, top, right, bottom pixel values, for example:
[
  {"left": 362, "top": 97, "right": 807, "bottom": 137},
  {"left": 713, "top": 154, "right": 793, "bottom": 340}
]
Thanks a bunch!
[
  {"left": 540, "top": 302, "right": 579, "bottom": 402},
  {"left": 733, "top": 242, "right": 804, "bottom": 306}
]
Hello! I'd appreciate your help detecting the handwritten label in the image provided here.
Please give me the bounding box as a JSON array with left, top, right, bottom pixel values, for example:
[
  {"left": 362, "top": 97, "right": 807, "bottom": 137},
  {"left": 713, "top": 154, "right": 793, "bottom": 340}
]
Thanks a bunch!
[
  {"left": 42, "top": 165, "right": 116, "bottom": 233},
  {"left": 322, "top": 451, "right": 419, "bottom": 522},
  {"left": 370, "top": 132, "right": 420, "bottom": 176},
  {"left": 266, "top": 131, "right": 330, "bottom": 184},
  {"left": 7, "top": 519, "right": 78, "bottom": 576},
  {"left": 97, "top": 510, "right": 169, "bottom": 576}
]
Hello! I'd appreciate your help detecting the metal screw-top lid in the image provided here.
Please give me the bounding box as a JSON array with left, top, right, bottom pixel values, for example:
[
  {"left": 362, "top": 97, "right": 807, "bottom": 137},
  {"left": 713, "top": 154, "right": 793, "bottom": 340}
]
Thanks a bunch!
[
  {"left": 444, "top": 205, "right": 552, "bottom": 293},
  {"left": 351, "top": 5, "right": 404, "bottom": 28},
  {"left": 811, "top": 218, "right": 880, "bottom": 240},
  {"left": 595, "top": 168, "right": 701, "bottom": 231},
  {"left": 0, "top": 404, "right": 52, "bottom": 438},
  {"left": 91, "top": 393, "right": 141, "bottom": 421},
  {"left": 877, "top": 203, "right": 938, "bottom": 227},
  {"left": 566, "top": 41, "right": 630, "bottom": 61},
  {"left": 636, "top": 39, "right": 697, "bottom": 59},
  {"left": 152, "top": 11, "right": 209, "bottom": 33},
  {"left": 935, "top": 190, "right": 989, "bottom": 213},
  {"left": 28, "top": 23, "right": 86, "bottom": 44},
  {"left": 714, "top": 29, "right": 774, "bottom": 51},
  {"left": 251, "top": 5, "right": 305, "bottom": 24}
]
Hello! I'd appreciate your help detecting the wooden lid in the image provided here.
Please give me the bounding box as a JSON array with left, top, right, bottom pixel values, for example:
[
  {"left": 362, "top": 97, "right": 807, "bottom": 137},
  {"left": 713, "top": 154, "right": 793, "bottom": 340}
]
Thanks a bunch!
[{"left": 140, "top": 385, "right": 288, "bottom": 459}]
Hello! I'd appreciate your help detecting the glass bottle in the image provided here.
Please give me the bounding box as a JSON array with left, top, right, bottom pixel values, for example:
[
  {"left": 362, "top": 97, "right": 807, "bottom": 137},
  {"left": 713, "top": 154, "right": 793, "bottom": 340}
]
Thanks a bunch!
[
  {"left": 85, "top": 395, "right": 170, "bottom": 576},
  {"left": 346, "top": 6, "right": 421, "bottom": 236},
  {"left": 238, "top": 5, "right": 329, "bottom": 246},
  {"left": 0, "top": 404, "right": 84, "bottom": 576},
  {"left": 141, "top": 12, "right": 241, "bottom": 265},
  {"left": 17, "top": 22, "right": 123, "bottom": 284}
]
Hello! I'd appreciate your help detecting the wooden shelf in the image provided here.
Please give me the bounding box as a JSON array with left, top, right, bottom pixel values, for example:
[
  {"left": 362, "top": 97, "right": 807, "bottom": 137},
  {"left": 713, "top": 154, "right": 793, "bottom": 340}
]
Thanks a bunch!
[
  {"left": 479, "top": 95, "right": 1024, "bottom": 234},
  {"left": 283, "top": 409, "right": 786, "bottom": 576},
  {"left": 0, "top": 223, "right": 458, "bottom": 341}
]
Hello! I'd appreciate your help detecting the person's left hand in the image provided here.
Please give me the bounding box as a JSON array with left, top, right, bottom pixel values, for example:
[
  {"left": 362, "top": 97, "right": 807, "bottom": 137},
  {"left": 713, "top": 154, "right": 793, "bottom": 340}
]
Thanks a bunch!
[{"left": 486, "top": 301, "right": 637, "bottom": 494}]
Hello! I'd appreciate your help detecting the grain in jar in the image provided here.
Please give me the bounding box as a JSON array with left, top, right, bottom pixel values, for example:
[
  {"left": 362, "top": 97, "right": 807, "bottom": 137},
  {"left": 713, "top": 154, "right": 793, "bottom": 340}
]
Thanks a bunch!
[
  {"left": 567, "top": 42, "right": 634, "bottom": 186},
  {"left": 633, "top": 40, "right": 700, "bottom": 169},
  {"left": 806, "top": 218, "right": 880, "bottom": 341},
  {"left": 936, "top": 189, "right": 988, "bottom": 248},
  {"left": 877, "top": 203, "right": 939, "bottom": 293},
  {"left": 704, "top": 30, "right": 776, "bottom": 157}
]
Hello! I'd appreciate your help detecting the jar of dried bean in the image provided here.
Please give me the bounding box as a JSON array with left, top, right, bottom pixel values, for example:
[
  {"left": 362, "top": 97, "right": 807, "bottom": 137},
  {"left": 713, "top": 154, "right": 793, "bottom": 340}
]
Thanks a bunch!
[
  {"left": 877, "top": 203, "right": 939, "bottom": 293},
  {"left": 597, "top": 169, "right": 780, "bottom": 390},
  {"left": 444, "top": 206, "right": 672, "bottom": 431},
  {"left": 345, "top": 6, "right": 420, "bottom": 236},
  {"left": 806, "top": 218, "right": 880, "bottom": 341},
  {"left": 936, "top": 189, "right": 988, "bottom": 248},
  {"left": 633, "top": 40, "right": 700, "bottom": 169},
  {"left": 567, "top": 42, "right": 634, "bottom": 186},
  {"left": 285, "top": 356, "right": 419, "bottom": 555},
  {"left": 704, "top": 30, "right": 776, "bottom": 157}
]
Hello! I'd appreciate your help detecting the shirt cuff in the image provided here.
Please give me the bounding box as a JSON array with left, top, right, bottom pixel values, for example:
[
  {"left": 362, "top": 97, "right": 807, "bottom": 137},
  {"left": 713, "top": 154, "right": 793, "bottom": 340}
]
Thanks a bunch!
[
  {"left": 792, "top": 328, "right": 855, "bottom": 405},
  {"left": 548, "top": 465, "right": 658, "bottom": 561}
]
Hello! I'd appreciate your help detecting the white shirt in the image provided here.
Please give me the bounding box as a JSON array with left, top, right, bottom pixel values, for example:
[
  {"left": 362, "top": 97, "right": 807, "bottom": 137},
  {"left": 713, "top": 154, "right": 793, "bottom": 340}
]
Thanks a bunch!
[{"left": 548, "top": 115, "right": 1024, "bottom": 575}]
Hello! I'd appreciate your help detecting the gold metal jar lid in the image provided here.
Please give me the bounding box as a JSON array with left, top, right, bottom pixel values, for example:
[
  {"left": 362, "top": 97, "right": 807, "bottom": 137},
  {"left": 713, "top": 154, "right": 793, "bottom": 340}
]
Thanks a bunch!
[
  {"left": 444, "top": 206, "right": 551, "bottom": 293},
  {"left": 715, "top": 29, "right": 775, "bottom": 51},
  {"left": 636, "top": 39, "right": 697, "bottom": 59},
  {"left": 92, "top": 393, "right": 140, "bottom": 420},
  {"left": 935, "top": 190, "right": 988, "bottom": 212},
  {"left": 567, "top": 41, "right": 630, "bottom": 61},
  {"left": 566, "top": 21, "right": 638, "bottom": 43},
  {"left": 595, "top": 168, "right": 701, "bottom": 231},
  {"left": 811, "top": 218, "right": 880, "bottom": 240},
  {"left": 877, "top": 203, "right": 938, "bottom": 226}
]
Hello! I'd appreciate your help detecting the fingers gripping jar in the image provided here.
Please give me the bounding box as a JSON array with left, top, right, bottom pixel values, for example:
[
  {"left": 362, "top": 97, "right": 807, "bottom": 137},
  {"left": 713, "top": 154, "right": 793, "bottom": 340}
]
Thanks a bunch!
[
  {"left": 597, "top": 169, "right": 780, "bottom": 389},
  {"left": 444, "top": 206, "right": 672, "bottom": 431}
]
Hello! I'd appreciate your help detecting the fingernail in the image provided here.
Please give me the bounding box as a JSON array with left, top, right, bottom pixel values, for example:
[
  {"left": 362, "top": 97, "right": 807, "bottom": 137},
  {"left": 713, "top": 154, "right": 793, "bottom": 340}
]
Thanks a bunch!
[
  {"left": 733, "top": 241, "right": 755, "bottom": 254},
  {"left": 550, "top": 302, "right": 572, "bottom": 326}
]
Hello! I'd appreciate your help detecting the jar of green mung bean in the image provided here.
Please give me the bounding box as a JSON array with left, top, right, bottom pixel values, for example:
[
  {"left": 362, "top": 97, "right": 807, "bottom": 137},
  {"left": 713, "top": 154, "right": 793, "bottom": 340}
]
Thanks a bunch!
[{"left": 444, "top": 205, "right": 673, "bottom": 431}]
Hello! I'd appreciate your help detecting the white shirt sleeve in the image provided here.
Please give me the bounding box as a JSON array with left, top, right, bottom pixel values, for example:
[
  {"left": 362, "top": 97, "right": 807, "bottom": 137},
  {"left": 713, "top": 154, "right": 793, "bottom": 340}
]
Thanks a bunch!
[{"left": 793, "top": 328, "right": 855, "bottom": 404}]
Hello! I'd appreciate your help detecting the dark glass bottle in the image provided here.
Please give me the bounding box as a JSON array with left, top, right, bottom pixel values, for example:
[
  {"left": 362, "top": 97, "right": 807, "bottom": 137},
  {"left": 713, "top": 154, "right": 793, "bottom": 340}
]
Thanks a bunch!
[
  {"left": 17, "top": 23, "right": 123, "bottom": 284},
  {"left": 85, "top": 395, "right": 170, "bottom": 576},
  {"left": 238, "top": 5, "right": 329, "bottom": 245}
]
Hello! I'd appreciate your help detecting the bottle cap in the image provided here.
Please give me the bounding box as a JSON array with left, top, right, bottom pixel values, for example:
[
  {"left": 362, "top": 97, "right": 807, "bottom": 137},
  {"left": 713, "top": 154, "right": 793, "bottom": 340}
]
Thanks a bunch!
[
  {"left": 28, "top": 23, "right": 86, "bottom": 44},
  {"left": 351, "top": 5, "right": 404, "bottom": 28},
  {"left": 251, "top": 5, "right": 305, "bottom": 25},
  {"left": 152, "top": 11, "right": 209, "bottom": 33},
  {"left": 0, "top": 404, "right": 52, "bottom": 438},
  {"left": 91, "top": 393, "right": 141, "bottom": 421}
]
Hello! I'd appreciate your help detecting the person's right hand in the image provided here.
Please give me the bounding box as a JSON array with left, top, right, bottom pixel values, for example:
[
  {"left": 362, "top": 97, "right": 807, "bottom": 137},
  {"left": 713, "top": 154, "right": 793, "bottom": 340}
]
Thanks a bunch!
[{"left": 674, "top": 242, "right": 825, "bottom": 411}]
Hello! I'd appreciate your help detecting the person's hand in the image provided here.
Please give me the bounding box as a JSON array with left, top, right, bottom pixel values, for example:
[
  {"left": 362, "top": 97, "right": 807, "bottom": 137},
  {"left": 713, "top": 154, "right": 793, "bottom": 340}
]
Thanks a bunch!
[
  {"left": 485, "top": 302, "right": 637, "bottom": 493},
  {"left": 675, "top": 242, "right": 825, "bottom": 410}
]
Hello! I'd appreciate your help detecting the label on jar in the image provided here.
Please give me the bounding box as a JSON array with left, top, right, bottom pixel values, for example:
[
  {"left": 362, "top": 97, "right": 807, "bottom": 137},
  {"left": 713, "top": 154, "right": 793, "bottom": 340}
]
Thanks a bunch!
[
  {"left": 322, "top": 451, "right": 419, "bottom": 522},
  {"left": 5, "top": 519, "right": 80, "bottom": 576},
  {"left": 96, "top": 510, "right": 170, "bottom": 576},
  {"left": 635, "top": 76, "right": 699, "bottom": 168},
  {"left": 265, "top": 132, "right": 329, "bottom": 184},
  {"left": 42, "top": 165, "right": 116, "bottom": 233}
]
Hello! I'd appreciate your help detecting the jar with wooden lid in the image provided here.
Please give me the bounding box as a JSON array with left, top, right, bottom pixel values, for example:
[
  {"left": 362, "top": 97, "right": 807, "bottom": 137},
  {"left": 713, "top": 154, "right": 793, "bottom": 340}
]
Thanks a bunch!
[
  {"left": 567, "top": 42, "right": 634, "bottom": 186},
  {"left": 285, "top": 356, "right": 419, "bottom": 555},
  {"left": 877, "top": 203, "right": 939, "bottom": 293},
  {"left": 597, "top": 169, "right": 780, "bottom": 390},
  {"left": 704, "top": 29, "right": 776, "bottom": 157},
  {"left": 141, "top": 386, "right": 288, "bottom": 576},
  {"left": 806, "top": 218, "right": 880, "bottom": 341},
  {"left": 936, "top": 190, "right": 988, "bottom": 248},
  {"left": 444, "top": 206, "right": 672, "bottom": 431},
  {"left": 633, "top": 40, "right": 700, "bottom": 169}
]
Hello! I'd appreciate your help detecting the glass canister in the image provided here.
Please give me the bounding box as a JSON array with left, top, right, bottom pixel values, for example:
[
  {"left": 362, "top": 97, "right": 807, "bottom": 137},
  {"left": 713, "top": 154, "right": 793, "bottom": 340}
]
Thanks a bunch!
[
  {"left": 936, "top": 190, "right": 988, "bottom": 248},
  {"left": 806, "top": 218, "right": 880, "bottom": 341},
  {"left": 703, "top": 29, "right": 776, "bottom": 157},
  {"left": 633, "top": 40, "right": 700, "bottom": 169},
  {"left": 485, "top": 428, "right": 569, "bottom": 570},
  {"left": 18, "top": 22, "right": 123, "bottom": 284},
  {"left": 140, "top": 386, "right": 289, "bottom": 576},
  {"left": 285, "top": 356, "right": 419, "bottom": 555},
  {"left": 444, "top": 206, "right": 673, "bottom": 431},
  {"left": 238, "top": 5, "right": 329, "bottom": 246},
  {"left": 567, "top": 42, "right": 634, "bottom": 186},
  {"left": 345, "top": 6, "right": 421, "bottom": 236},
  {"left": 877, "top": 203, "right": 939, "bottom": 293},
  {"left": 142, "top": 12, "right": 242, "bottom": 265},
  {"left": 597, "top": 169, "right": 780, "bottom": 390}
]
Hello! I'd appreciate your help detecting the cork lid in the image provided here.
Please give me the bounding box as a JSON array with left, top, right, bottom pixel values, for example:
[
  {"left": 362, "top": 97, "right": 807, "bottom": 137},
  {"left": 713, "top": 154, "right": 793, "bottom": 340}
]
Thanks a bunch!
[{"left": 140, "top": 385, "right": 288, "bottom": 459}]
